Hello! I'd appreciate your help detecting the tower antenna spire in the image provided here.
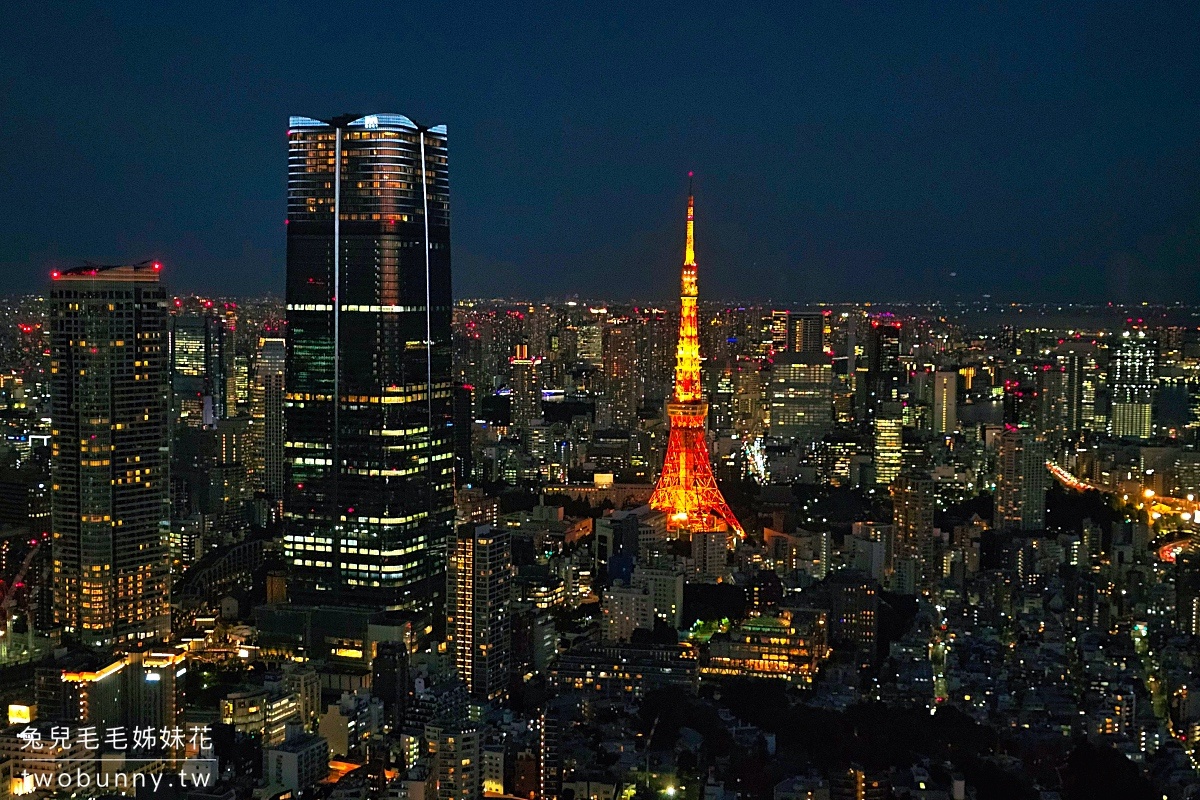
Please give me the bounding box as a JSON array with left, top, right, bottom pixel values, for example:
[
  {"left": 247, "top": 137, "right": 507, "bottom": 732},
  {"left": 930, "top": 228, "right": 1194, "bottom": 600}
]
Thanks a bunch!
[{"left": 684, "top": 172, "right": 696, "bottom": 272}]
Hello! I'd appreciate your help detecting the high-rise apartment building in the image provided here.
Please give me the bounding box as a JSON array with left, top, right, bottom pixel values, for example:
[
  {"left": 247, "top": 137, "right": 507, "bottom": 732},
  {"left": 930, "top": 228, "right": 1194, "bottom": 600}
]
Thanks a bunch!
[
  {"left": 830, "top": 765, "right": 890, "bottom": 800},
  {"left": 253, "top": 337, "right": 287, "bottom": 499},
  {"left": 631, "top": 563, "right": 685, "bottom": 629},
  {"left": 49, "top": 262, "right": 171, "bottom": 646},
  {"left": 601, "top": 320, "right": 639, "bottom": 430},
  {"left": 509, "top": 344, "right": 542, "bottom": 431},
  {"left": 891, "top": 471, "right": 937, "bottom": 588},
  {"left": 1110, "top": 329, "right": 1156, "bottom": 439},
  {"left": 284, "top": 114, "right": 454, "bottom": 615},
  {"left": 994, "top": 427, "right": 1048, "bottom": 531},
  {"left": 932, "top": 370, "right": 957, "bottom": 434},
  {"left": 1176, "top": 543, "right": 1200, "bottom": 637},
  {"left": 601, "top": 582, "right": 653, "bottom": 642},
  {"left": 448, "top": 525, "right": 512, "bottom": 701}
]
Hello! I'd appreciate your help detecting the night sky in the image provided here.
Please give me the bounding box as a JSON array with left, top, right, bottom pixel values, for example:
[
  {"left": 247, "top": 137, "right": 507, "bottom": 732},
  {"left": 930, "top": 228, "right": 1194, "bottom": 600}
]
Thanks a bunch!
[{"left": 3, "top": 3, "right": 1199, "bottom": 302}]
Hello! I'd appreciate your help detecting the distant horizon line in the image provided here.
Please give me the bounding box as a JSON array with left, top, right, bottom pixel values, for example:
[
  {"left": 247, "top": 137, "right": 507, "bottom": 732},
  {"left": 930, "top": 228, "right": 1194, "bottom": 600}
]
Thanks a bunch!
[{"left": 2, "top": 290, "right": 1195, "bottom": 311}]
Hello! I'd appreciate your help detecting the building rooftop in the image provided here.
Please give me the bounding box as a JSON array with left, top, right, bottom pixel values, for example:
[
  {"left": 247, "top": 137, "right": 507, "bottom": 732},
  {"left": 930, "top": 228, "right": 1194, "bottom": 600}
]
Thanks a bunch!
[{"left": 52, "top": 261, "right": 162, "bottom": 282}]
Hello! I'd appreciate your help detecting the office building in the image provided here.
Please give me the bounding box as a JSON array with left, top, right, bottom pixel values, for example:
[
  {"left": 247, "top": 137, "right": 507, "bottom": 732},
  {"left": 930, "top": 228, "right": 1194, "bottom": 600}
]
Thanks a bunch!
[
  {"left": 769, "top": 310, "right": 790, "bottom": 353},
  {"left": 373, "top": 640, "right": 409, "bottom": 730},
  {"left": 810, "top": 571, "right": 878, "bottom": 668},
  {"left": 264, "top": 734, "right": 329, "bottom": 798},
  {"left": 789, "top": 311, "right": 826, "bottom": 355},
  {"left": 1110, "top": 329, "right": 1156, "bottom": 439},
  {"left": 549, "top": 642, "right": 699, "bottom": 698},
  {"left": 864, "top": 319, "right": 903, "bottom": 415},
  {"left": 49, "top": 262, "right": 171, "bottom": 646},
  {"left": 873, "top": 403, "right": 903, "bottom": 486},
  {"left": 447, "top": 525, "right": 512, "bottom": 701},
  {"left": 285, "top": 114, "right": 454, "bottom": 615},
  {"left": 769, "top": 353, "right": 833, "bottom": 445},
  {"left": 170, "top": 308, "right": 234, "bottom": 427}
]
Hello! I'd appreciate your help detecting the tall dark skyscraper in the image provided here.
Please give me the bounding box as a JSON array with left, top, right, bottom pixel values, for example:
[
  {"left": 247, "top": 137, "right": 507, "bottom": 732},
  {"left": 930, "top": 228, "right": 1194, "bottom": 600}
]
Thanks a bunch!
[
  {"left": 49, "top": 262, "right": 171, "bottom": 647},
  {"left": 284, "top": 114, "right": 454, "bottom": 616},
  {"left": 864, "top": 318, "right": 903, "bottom": 415}
]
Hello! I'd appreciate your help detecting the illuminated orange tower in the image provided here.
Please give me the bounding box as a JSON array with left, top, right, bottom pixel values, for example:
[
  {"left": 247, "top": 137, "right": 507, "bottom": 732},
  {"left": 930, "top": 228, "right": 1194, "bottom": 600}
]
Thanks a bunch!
[{"left": 650, "top": 176, "right": 744, "bottom": 538}]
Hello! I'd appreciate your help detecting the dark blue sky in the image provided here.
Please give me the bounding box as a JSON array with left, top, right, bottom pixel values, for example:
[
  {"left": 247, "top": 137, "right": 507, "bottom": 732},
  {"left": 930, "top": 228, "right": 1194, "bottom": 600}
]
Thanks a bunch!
[{"left": 3, "top": 2, "right": 1198, "bottom": 301}]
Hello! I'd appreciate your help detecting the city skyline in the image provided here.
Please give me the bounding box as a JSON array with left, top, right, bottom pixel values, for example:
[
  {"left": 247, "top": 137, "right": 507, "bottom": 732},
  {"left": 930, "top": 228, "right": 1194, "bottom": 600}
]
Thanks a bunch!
[{"left": 3, "top": 7, "right": 1200, "bottom": 799}]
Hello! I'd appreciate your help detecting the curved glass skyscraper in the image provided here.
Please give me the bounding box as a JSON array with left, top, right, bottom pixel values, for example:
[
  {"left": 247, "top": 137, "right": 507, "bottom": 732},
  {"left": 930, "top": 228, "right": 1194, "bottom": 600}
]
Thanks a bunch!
[{"left": 284, "top": 114, "right": 454, "bottom": 617}]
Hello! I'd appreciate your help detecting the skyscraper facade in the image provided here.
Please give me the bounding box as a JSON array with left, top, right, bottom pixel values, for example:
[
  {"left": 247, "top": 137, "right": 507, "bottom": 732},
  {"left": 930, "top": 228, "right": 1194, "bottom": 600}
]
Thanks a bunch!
[
  {"left": 788, "top": 312, "right": 826, "bottom": 355},
  {"left": 768, "top": 353, "right": 833, "bottom": 444},
  {"left": 600, "top": 319, "right": 639, "bottom": 430},
  {"left": 932, "top": 370, "right": 957, "bottom": 434},
  {"left": 890, "top": 471, "right": 937, "bottom": 588},
  {"left": 253, "top": 337, "right": 287, "bottom": 499},
  {"left": 508, "top": 344, "right": 542, "bottom": 431},
  {"left": 994, "top": 427, "right": 1048, "bottom": 531},
  {"left": 1109, "top": 329, "right": 1156, "bottom": 440},
  {"left": 49, "top": 262, "right": 171, "bottom": 647},
  {"left": 1050, "top": 341, "right": 1095, "bottom": 436},
  {"left": 284, "top": 114, "right": 454, "bottom": 615},
  {"left": 448, "top": 525, "right": 512, "bottom": 701},
  {"left": 873, "top": 403, "right": 903, "bottom": 486},
  {"left": 169, "top": 308, "right": 233, "bottom": 428},
  {"left": 864, "top": 318, "right": 903, "bottom": 416}
]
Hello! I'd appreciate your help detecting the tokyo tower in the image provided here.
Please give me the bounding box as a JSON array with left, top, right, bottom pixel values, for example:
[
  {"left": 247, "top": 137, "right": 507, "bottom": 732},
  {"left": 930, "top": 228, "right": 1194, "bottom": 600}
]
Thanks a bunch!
[{"left": 649, "top": 176, "right": 745, "bottom": 538}]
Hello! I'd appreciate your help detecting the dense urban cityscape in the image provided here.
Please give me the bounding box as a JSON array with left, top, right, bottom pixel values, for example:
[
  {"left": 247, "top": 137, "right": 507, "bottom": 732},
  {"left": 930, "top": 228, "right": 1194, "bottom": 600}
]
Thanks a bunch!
[
  {"left": 0, "top": 108, "right": 1194, "bottom": 800},
  {"left": 4, "top": 4, "right": 1200, "bottom": 800}
]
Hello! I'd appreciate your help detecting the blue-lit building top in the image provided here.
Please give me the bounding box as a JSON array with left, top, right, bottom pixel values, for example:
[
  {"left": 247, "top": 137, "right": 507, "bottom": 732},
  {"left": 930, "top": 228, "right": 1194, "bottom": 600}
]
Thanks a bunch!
[{"left": 284, "top": 113, "right": 454, "bottom": 620}]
